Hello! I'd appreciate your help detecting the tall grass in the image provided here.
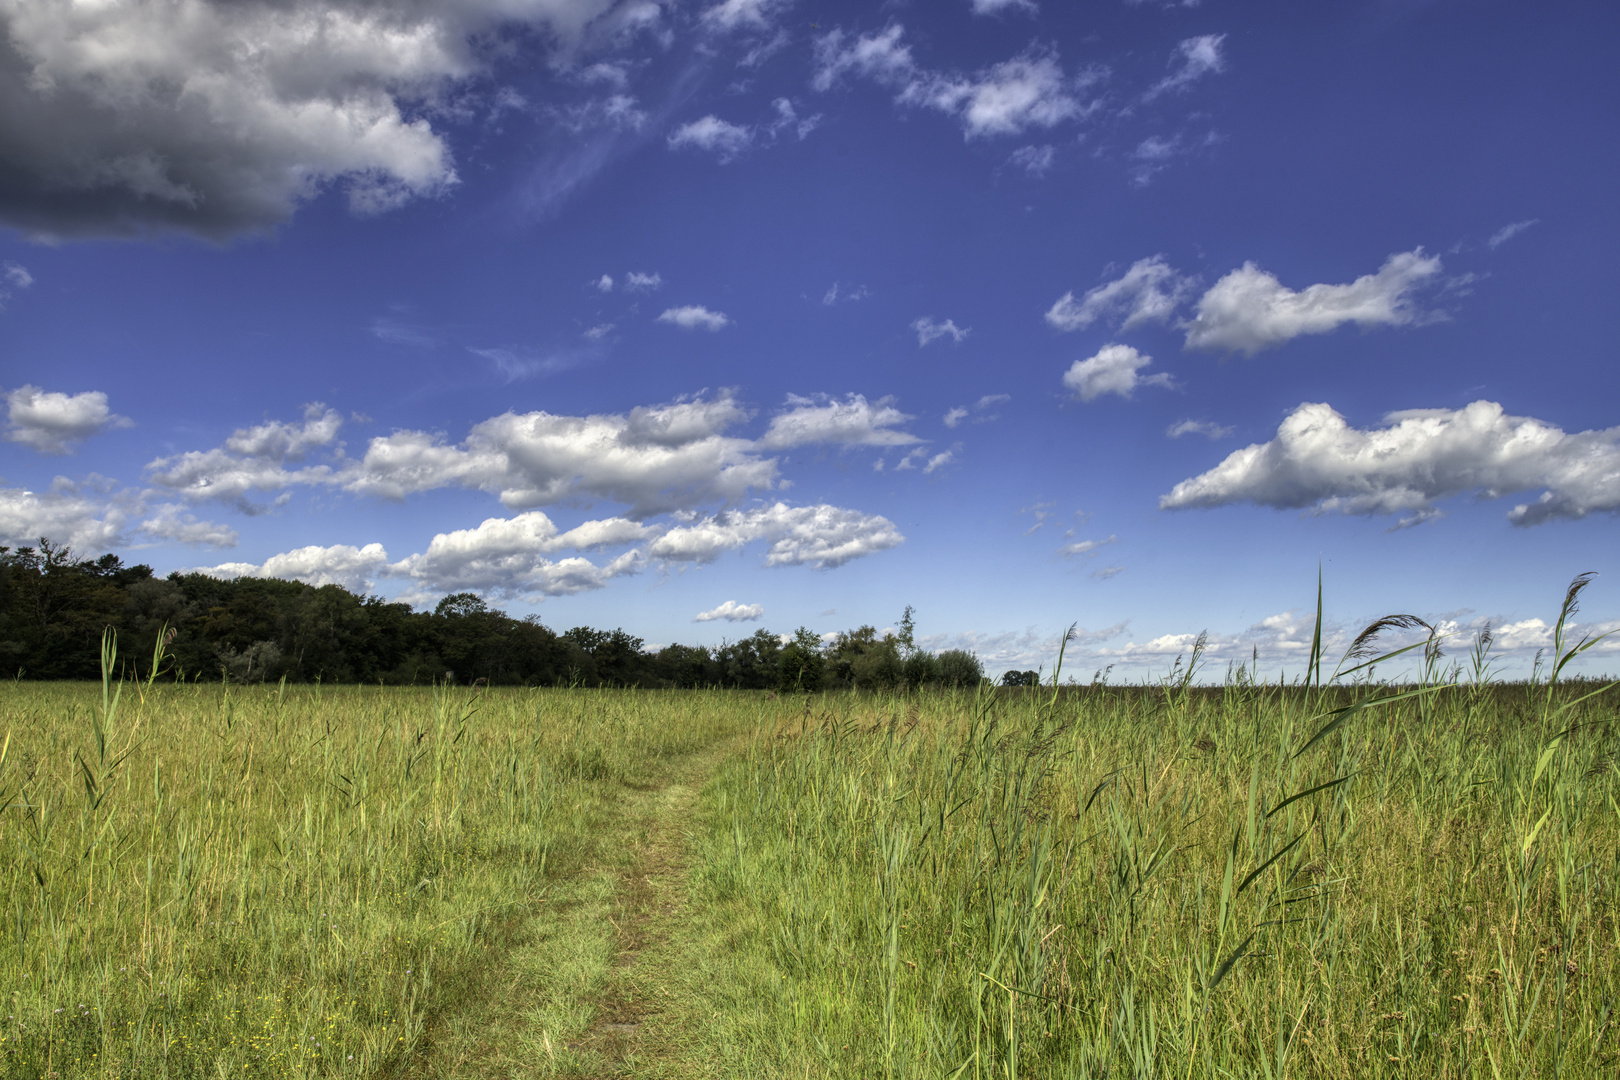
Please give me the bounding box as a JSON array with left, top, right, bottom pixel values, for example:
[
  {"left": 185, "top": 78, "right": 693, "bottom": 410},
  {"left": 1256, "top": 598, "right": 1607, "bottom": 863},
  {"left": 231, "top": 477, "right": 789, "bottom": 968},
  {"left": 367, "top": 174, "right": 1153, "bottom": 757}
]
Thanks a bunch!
[
  {"left": 697, "top": 585, "right": 1620, "bottom": 1077},
  {"left": 0, "top": 658, "right": 762, "bottom": 1078}
]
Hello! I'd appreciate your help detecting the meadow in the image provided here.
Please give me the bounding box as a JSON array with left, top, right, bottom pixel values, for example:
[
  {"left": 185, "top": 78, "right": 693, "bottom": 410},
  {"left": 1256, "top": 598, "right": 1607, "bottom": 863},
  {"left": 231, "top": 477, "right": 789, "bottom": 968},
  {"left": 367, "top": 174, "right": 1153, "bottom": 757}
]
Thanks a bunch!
[{"left": 1, "top": 582, "right": 1617, "bottom": 1078}]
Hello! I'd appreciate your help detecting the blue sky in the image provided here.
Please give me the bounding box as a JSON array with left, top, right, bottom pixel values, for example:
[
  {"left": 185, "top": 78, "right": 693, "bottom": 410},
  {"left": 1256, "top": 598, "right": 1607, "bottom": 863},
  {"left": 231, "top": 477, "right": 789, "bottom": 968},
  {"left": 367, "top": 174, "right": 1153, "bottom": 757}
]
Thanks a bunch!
[{"left": 2, "top": 0, "right": 1617, "bottom": 679}]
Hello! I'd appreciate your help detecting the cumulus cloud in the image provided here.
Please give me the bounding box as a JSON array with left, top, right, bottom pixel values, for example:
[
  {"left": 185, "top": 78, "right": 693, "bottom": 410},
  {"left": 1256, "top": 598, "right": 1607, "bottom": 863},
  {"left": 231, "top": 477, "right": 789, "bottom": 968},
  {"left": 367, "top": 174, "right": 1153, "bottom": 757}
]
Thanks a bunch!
[
  {"left": 1007, "top": 144, "right": 1055, "bottom": 176},
  {"left": 943, "top": 407, "right": 969, "bottom": 428},
  {"left": 1062, "top": 344, "right": 1173, "bottom": 402},
  {"left": 1167, "top": 419, "right": 1234, "bottom": 440},
  {"left": 4, "top": 385, "right": 132, "bottom": 454},
  {"left": 694, "top": 600, "right": 764, "bottom": 622},
  {"left": 0, "top": 485, "right": 129, "bottom": 550},
  {"left": 814, "top": 27, "right": 1099, "bottom": 140},
  {"left": 759, "top": 394, "right": 920, "bottom": 449},
  {"left": 657, "top": 305, "right": 731, "bottom": 331},
  {"left": 1046, "top": 255, "right": 1194, "bottom": 332},
  {"left": 1488, "top": 219, "right": 1539, "bottom": 249},
  {"left": 1184, "top": 249, "right": 1442, "bottom": 355},
  {"left": 0, "top": 0, "right": 627, "bottom": 238},
  {"left": 913, "top": 316, "right": 970, "bottom": 346},
  {"left": 923, "top": 447, "right": 957, "bottom": 473},
  {"left": 595, "top": 274, "right": 616, "bottom": 292},
  {"left": 667, "top": 115, "right": 755, "bottom": 161},
  {"left": 199, "top": 543, "right": 392, "bottom": 594},
  {"left": 351, "top": 392, "right": 774, "bottom": 518},
  {"left": 649, "top": 502, "right": 903, "bottom": 568},
  {"left": 135, "top": 504, "right": 239, "bottom": 547},
  {"left": 625, "top": 271, "right": 662, "bottom": 291},
  {"left": 1144, "top": 34, "right": 1227, "bottom": 100},
  {"left": 386, "top": 511, "right": 648, "bottom": 598},
  {"left": 1160, "top": 399, "right": 1620, "bottom": 527},
  {"left": 146, "top": 403, "right": 344, "bottom": 505}
]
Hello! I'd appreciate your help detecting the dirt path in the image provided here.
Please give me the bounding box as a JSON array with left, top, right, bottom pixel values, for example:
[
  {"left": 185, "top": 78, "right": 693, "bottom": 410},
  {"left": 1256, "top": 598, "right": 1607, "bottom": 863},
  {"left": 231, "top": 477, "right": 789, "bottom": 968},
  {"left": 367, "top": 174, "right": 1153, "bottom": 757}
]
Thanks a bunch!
[{"left": 398, "top": 738, "right": 739, "bottom": 1079}]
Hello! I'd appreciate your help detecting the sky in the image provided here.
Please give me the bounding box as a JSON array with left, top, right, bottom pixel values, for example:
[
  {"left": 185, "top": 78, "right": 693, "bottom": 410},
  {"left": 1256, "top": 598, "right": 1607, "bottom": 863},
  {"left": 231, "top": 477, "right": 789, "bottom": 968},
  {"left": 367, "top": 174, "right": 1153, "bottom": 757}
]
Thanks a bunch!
[{"left": 1, "top": 0, "right": 1617, "bottom": 681}]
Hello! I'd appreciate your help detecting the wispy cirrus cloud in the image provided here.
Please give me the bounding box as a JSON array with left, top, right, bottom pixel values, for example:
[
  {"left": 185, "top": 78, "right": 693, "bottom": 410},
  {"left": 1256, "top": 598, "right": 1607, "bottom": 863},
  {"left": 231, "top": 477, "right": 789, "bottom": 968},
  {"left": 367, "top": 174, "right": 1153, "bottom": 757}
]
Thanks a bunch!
[
  {"left": 814, "top": 26, "right": 1103, "bottom": 140},
  {"left": 913, "top": 316, "right": 970, "bottom": 345}
]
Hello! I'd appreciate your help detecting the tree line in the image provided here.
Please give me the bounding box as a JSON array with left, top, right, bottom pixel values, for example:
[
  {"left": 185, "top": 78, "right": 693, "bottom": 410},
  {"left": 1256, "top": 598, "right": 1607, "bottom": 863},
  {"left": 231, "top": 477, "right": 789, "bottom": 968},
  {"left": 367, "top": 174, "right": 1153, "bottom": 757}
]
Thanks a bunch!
[{"left": 0, "top": 540, "right": 987, "bottom": 690}]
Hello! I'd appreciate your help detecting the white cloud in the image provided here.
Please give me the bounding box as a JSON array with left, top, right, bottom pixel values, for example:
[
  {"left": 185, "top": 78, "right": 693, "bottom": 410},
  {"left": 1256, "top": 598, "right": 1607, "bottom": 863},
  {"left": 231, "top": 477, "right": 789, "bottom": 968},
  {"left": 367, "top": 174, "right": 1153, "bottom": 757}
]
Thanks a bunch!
[
  {"left": 1167, "top": 419, "right": 1234, "bottom": 440},
  {"left": 650, "top": 502, "right": 903, "bottom": 568},
  {"left": 554, "top": 94, "right": 648, "bottom": 133},
  {"left": 702, "top": 0, "right": 794, "bottom": 33},
  {"left": 1046, "top": 255, "right": 1194, "bottom": 332},
  {"left": 625, "top": 271, "right": 662, "bottom": 291},
  {"left": 923, "top": 448, "right": 957, "bottom": 473},
  {"left": 822, "top": 282, "right": 871, "bottom": 305},
  {"left": 913, "top": 316, "right": 970, "bottom": 346},
  {"left": 1061, "top": 534, "right": 1117, "bottom": 558},
  {"left": 351, "top": 392, "right": 774, "bottom": 518},
  {"left": 198, "top": 543, "right": 391, "bottom": 593},
  {"left": 1144, "top": 34, "right": 1227, "bottom": 100},
  {"left": 1007, "top": 144, "right": 1055, "bottom": 176},
  {"left": 146, "top": 403, "right": 343, "bottom": 505},
  {"left": 694, "top": 600, "right": 765, "bottom": 622},
  {"left": 370, "top": 316, "right": 439, "bottom": 348},
  {"left": 1160, "top": 399, "right": 1620, "bottom": 527},
  {"left": 3, "top": 262, "right": 32, "bottom": 289},
  {"left": 386, "top": 511, "right": 648, "bottom": 598},
  {"left": 135, "top": 504, "right": 239, "bottom": 547},
  {"left": 904, "top": 52, "right": 1094, "bottom": 140},
  {"left": 657, "top": 305, "right": 731, "bottom": 331},
  {"left": 1062, "top": 344, "right": 1173, "bottom": 402},
  {"left": 1488, "top": 219, "right": 1540, "bottom": 249},
  {"left": 583, "top": 323, "right": 615, "bottom": 340},
  {"left": 1184, "top": 249, "right": 1442, "bottom": 355},
  {"left": 595, "top": 274, "right": 615, "bottom": 292},
  {"left": 1092, "top": 565, "right": 1125, "bottom": 580},
  {"left": 972, "top": 0, "right": 1038, "bottom": 15},
  {"left": 767, "top": 97, "right": 822, "bottom": 140},
  {"left": 894, "top": 448, "right": 928, "bottom": 471},
  {"left": 667, "top": 115, "right": 755, "bottom": 161},
  {"left": 976, "top": 393, "right": 1011, "bottom": 410},
  {"left": 574, "top": 61, "right": 631, "bottom": 90},
  {"left": 759, "top": 394, "right": 921, "bottom": 449},
  {"left": 740, "top": 29, "right": 791, "bottom": 68},
  {"left": 4, "top": 385, "right": 132, "bottom": 454},
  {"left": 0, "top": 0, "right": 626, "bottom": 238},
  {"left": 0, "top": 486, "right": 129, "bottom": 551},
  {"left": 814, "top": 27, "right": 1099, "bottom": 140},
  {"left": 943, "top": 407, "right": 969, "bottom": 428}
]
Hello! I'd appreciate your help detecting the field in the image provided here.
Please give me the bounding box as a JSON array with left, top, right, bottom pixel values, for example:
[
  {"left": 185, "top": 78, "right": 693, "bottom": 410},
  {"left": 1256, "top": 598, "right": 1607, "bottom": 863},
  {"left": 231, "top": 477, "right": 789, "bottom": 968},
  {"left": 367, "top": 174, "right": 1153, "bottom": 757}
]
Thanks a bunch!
[{"left": 2, "top": 609, "right": 1619, "bottom": 1077}]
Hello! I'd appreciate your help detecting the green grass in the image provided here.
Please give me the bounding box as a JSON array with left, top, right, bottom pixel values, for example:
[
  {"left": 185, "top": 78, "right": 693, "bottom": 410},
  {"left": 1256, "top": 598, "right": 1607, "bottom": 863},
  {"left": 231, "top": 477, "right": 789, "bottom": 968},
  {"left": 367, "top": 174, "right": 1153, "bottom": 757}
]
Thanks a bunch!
[
  {"left": 692, "top": 673, "right": 1620, "bottom": 1076},
  {"left": 0, "top": 674, "right": 772, "bottom": 1078},
  {"left": 2, "top": 589, "right": 1618, "bottom": 1078}
]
